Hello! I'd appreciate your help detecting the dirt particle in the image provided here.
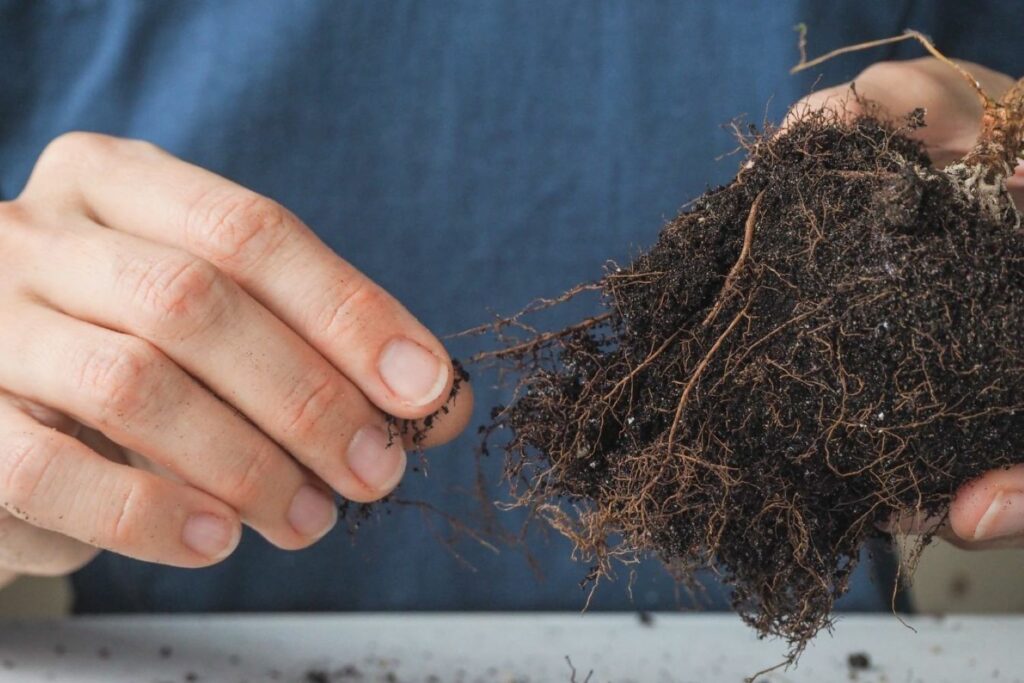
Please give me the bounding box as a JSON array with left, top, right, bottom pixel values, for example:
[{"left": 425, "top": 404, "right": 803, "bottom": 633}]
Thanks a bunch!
[
  {"left": 848, "top": 652, "right": 871, "bottom": 670},
  {"left": 949, "top": 572, "right": 971, "bottom": 598}
]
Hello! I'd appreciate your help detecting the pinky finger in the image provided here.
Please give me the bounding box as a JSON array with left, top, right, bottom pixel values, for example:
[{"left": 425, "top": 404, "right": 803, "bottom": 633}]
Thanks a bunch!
[
  {"left": 0, "top": 402, "right": 241, "bottom": 568},
  {"left": 0, "top": 510, "right": 97, "bottom": 576}
]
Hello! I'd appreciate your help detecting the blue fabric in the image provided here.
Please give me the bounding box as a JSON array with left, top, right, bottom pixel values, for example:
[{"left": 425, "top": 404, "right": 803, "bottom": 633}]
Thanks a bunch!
[{"left": 0, "top": 0, "right": 1019, "bottom": 614}]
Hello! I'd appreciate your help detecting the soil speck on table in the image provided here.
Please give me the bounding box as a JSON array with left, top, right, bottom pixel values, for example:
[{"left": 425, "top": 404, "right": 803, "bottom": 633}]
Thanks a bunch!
[{"left": 848, "top": 652, "right": 871, "bottom": 670}]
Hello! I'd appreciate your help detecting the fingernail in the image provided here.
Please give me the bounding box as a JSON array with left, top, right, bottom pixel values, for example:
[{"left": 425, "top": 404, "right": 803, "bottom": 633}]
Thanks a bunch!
[
  {"left": 973, "top": 490, "right": 1024, "bottom": 541},
  {"left": 287, "top": 485, "right": 338, "bottom": 539},
  {"left": 346, "top": 425, "right": 406, "bottom": 494},
  {"left": 182, "top": 513, "right": 238, "bottom": 560},
  {"left": 378, "top": 338, "right": 448, "bottom": 407}
]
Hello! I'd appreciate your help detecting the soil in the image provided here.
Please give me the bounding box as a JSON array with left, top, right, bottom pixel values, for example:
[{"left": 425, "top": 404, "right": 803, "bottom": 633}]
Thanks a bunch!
[
  {"left": 483, "top": 92, "right": 1024, "bottom": 659},
  {"left": 386, "top": 359, "right": 470, "bottom": 447},
  {"left": 848, "top": 652, "right": 871, "bottom": 670},
  {"left": 339, "top": 360, "right": 470, "bottom": 525},
  {"left": 949, "top": 572, "right": 971, "bottom": 598}
]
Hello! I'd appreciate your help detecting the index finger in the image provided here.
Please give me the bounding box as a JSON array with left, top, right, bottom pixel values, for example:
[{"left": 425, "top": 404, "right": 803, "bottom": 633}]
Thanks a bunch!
[{"left": 25, "top": 133, "right": 470, "bottom": 426}]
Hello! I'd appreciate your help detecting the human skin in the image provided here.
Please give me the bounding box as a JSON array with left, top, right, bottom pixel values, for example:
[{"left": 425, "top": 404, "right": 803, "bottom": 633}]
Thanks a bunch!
[
  {"left": 0, "top": 134, "right": 473, "bottom": 586},
  {"left": 790, "top": 57, "right": 1024, "bottom": 550}
]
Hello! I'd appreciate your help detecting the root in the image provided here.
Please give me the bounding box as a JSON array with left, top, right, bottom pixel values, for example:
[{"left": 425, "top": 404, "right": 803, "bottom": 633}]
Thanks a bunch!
[
  {"left": 471, "top": 312, "right": 613, "bottom": 362},
  {"left": 667, "top": 190, "right": 764, "bottom": 448},
  {"left": 481, "top": 49, "right": 1024, "bottom": 665},
  {"left": 792, "top": 27, "right": 992, "bottom": 109},
  {"left": 668, "top": 298, "right": 752, "bottom": 448},
  {"left": 701, "top": 190, "right": 765, "bottom": 328}
]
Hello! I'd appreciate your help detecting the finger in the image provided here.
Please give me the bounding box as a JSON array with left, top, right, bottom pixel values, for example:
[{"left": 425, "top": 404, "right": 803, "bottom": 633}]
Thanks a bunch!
[
  {"left": 3, "top": 395, "right": 80, "bottom": 437},
  {"left": 23, "top": 133, "right": 470, "bottom": 424},
  {"left": 0, "top": 400, "right": 241, "bottom": 567},
  {"left": 0, "top": 303, "right": 336, "bottom": 547},
  {"left": 398, "top": 377, "right": 475, "bottom": 451},
  {"left": 0, "top": 396, "right": 99, "bottom": 576},
  {"left": 783, "top": 83, "right": 865, "bottom": 130},
  {"left": 948, "top": 465, "right": 1024, "bottom": 546},
  {"left": 0, "top": 508, "right": 97, "bottom": 576},
  {"left": 21, "top": 219, "right": 405, "bottom": 502}
]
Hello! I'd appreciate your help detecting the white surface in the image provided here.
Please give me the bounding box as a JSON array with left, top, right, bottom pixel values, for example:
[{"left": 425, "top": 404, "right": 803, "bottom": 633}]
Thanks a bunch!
[{"left": 0, "top": 613, "right": 1017, "bottom": 682}]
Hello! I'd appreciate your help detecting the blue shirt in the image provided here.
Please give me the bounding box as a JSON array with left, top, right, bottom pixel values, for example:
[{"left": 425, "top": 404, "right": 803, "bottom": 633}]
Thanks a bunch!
[{"left": 1, "top": 0, "right": 1019, "bottom": 614}]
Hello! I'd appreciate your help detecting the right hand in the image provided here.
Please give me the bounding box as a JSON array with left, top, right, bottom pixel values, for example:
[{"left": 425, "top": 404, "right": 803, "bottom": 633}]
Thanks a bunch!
[{"left": 0, "top": 133, "right": 472, "bottom": 584}]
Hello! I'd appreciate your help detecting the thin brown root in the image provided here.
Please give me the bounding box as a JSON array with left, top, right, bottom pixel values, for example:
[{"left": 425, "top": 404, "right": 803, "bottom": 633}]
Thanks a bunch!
[
  {"left": 702, "top": 190, "right": 765, "bottom": 329},
  {"left": 450, "top": 281, "right": 603, "bottom": 340},
  {"left": 668, "top": 299, "right": 752, "bottom": 448},
  {"left": 565, "top": 656, "right": 594, "bottom": 683},
  {"left": 666, "top": 191, "right": 764, "bottom": 447},
  {"left": 390, "top": 498, "right": 501, "bottom": 555},
  {"left": 471, "top": 311, "right": 613, "bottom": 362},
  {"left": 791, "top": 26, "right": 993, "bottom": 109},
  {"left": 745, "top": 657, "right": 790, "bottom": 683}
]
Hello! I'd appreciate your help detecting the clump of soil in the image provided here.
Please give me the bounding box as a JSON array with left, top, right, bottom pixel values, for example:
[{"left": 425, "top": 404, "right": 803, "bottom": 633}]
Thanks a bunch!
[
  {"left": 847, "top": 652, "right": 871, "bottom": 670},
  {"left": 387, "top": 359, "right": 470, "bottom": 448},
  {"left": 481, "top": 63, "right": 1024, "bottom": 659},
  {"left": 338, "top": 360, "right": 470, "bottom": 524}
]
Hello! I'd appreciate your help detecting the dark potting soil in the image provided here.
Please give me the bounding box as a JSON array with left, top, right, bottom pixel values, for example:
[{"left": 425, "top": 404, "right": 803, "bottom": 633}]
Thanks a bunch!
[
  {"left": 848, "top": 651, "right": 871, "bottom": 670},
  {"left": 486, "top": 107, "right": 1024, "bottom": 658}
]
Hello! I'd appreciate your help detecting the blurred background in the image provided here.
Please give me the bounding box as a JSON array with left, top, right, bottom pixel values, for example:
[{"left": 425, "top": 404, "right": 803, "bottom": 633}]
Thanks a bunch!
[{"left": 3, "top": 542, "right": 1023, "bottom": 617}]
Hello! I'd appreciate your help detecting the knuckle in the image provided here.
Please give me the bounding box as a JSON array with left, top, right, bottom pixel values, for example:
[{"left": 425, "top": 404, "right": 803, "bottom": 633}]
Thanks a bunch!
[
  {"left": 279, "top": 370, "right": 343, "bottom": 441},
  {"left": 43, "top": 131, "right": 111, "bottom": 161},
  {"left": 103, "top": 480, "right": 149, "bottom": 548},
  {"left": 859, "top": 59, "right": 939, "bottom": 92},
  {"left": 34, "top": 132, "right": 116, "bottom": 180},
  {"left": 309, "top": 278, "right": 389, "bottom": 347},
  {"left": 858, "top": 60, "right": 904, "bottom": 83},
  {"left": 221, "top": 442, "right": 282, "bottom": 507},
  {"left": 0, "top": 434, "right": 57, "bottom": 513},
  {"left": 790, "top": 86, "right": 857, "bottom": 120},
  {"left": 73, "top": 338, "right": 160, "bottom": 424},
  {"left": 40, "top": 132, "right": 159, "bottom": 167},
  {"left": 123, "top": 254, "right": 228, "bottom": 340},
  {"left": 0, "top": 201, "right": 35, "bottom": 252},
  {"left": 0, "top": 201, "right": 31, "bottom": 230},
  {"left": 186, "top": 189, "right": 292, "bottom": 271}
]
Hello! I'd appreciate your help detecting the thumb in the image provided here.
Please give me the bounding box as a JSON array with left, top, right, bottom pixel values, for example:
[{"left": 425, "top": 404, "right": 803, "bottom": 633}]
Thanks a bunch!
[{"left": 949, "top": 465, "right": 1024, "bottom": 547}]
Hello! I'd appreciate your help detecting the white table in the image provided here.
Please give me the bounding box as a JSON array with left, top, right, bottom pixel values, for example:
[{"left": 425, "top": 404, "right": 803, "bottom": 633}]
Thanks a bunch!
[{"left": 0, "top": 613, "right": 1018, "bottom": 682}]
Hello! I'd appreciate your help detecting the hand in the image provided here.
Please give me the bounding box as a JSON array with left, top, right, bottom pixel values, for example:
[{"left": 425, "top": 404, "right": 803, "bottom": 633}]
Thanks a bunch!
[
  {"left": 790, "top": 57, "right": 1022, "bottom": 549},
  {"left": 0, "top": 133, "right": 473, "bottom": 583}
]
